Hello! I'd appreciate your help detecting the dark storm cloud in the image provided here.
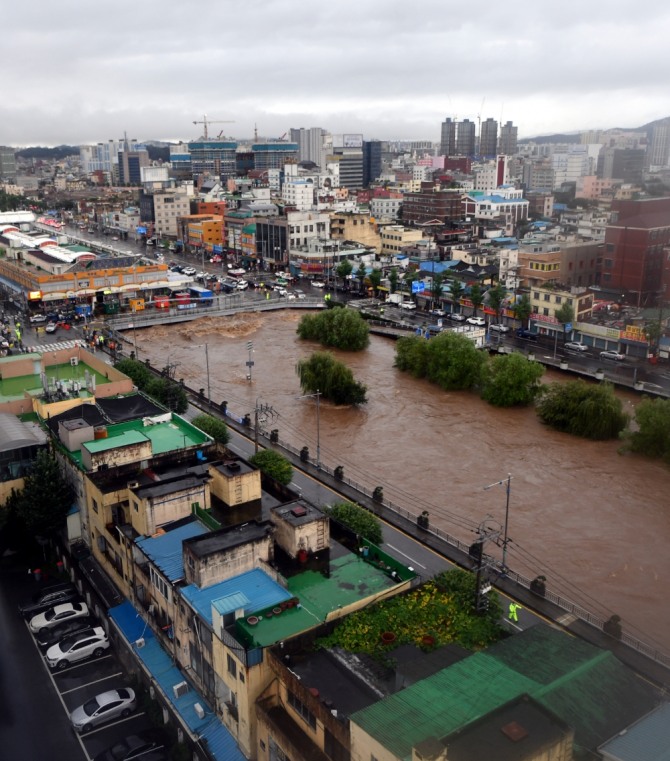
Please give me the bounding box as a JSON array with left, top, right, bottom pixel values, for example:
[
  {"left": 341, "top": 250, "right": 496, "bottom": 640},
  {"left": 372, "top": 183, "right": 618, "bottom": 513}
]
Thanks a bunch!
[{"left": 2, "top": 0, "right": 669, "bottom": 146}]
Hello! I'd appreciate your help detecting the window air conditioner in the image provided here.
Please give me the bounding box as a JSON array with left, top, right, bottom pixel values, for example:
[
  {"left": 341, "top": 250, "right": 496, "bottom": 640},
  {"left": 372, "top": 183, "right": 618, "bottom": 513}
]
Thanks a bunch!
[
  {"left": 70, "top": 357, "right": 79, "bottom": 366},
  {"left": 135, "top": 637, "right": 145, "bottom": 649},
  {"left": 173, "top": 681, "right": 189, "bottom": 699}
]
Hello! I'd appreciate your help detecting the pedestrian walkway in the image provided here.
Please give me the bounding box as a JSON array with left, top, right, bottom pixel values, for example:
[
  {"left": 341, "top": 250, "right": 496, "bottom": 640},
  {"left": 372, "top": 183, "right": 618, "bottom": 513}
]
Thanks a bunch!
[{"left": 25, "top": 339, "right": 87, "bottom": 354}]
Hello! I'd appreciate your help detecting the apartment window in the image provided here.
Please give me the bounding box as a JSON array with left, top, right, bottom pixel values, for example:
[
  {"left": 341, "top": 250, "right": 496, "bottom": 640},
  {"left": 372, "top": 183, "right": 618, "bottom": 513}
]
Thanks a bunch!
[
  {"left": 543, "top": 308, "right": 549, "bottom": 316},
  {"left": 227, "top": 653, "right": 237, "bottom": 679},
  {"left": 92, "top": 498, "right": 99, "bottom": 514},
  {"left": 543, "top": 294, "right": 550, "bottom": 301},
  {"left": 288, "top": 690, "right": 316, "bottom": 731},
  {"left": 555, "top": 296, "right": 562, "bottom": 305},
  {"left": 150, "top": 568, "right": 170, "bottom": 601}
]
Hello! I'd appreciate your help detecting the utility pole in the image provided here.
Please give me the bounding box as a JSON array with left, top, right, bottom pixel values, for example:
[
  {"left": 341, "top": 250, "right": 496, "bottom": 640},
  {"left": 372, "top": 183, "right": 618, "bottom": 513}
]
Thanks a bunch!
[
  {"left": 469, "top": 518, "right": 501, "bottom": 614},
  {"left": 484, "top": 474, "right": 513, "bottom": 572},
  {"left": 205, "top": 343, "right": 211, "bottom": 405},
  {"left": 253, "top": 400, "right": 277, "bottom": 453}
]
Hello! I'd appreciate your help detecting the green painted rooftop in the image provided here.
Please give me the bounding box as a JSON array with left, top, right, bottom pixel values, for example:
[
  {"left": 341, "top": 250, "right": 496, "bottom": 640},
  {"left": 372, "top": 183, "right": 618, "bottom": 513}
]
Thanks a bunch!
[
  {"left": 350, "top": 625, "right": 658, "bottom": 761},
  {"left": 69, "top": 416, "right": 211, "bottom": 467},
  {"left": 237, "top": 551, "right": 400, "bottom": 648},
  {"left": 0, "top": 359, "right": 105, "bottom": 402}
]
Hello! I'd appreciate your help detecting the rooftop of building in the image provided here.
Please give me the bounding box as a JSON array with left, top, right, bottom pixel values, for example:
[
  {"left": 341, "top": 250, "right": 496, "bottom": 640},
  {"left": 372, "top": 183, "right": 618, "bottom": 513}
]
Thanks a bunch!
[
  {"left": 597, "top": 702, "right": 670, "bottom": 761},
  {"left": 350, "top": 624, "right": 658, "bottom": 761},
  {"left": 135, "top": 517, "right": 208, "bottom": 583},
  {"left": 66, "top": 414, "right": 211, "bottom": 468},
  {"left": 184, "top": 520, "right": 271, "bottom": 558},
  {"left": 0, "top": 356, "right": 105, "bottom": 404},
  {"left": 439, "top": 694, "right": 571, "bottom": 761}
]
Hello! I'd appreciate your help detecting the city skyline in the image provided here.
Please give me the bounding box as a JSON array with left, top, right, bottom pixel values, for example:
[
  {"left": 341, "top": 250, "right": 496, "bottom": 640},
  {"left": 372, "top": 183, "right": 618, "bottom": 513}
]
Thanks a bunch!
[{"left": 2, "top": 0, "right": 670, "bottom": 147}]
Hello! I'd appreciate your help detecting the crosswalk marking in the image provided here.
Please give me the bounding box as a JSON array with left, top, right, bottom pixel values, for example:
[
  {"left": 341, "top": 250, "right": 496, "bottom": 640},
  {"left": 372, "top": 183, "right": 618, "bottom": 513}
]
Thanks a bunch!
[{"left": 26, "top": 339, "right": 87, "bottom": 353}]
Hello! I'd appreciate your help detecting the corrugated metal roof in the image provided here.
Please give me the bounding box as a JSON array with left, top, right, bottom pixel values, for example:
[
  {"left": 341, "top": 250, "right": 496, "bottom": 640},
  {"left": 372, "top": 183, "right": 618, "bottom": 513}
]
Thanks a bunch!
[
  {"left": 181, "top": 568, "right": 291, "bottom": 625},
  {"left": 598, "top": 703, "right": 670, "bottom": 761},
  {"left": 351, "top": 625, "right": 658, "bottom": 761},
  {"left": 136, "top": 521, "right": 207, "bottom": 582},
  {"left": 212, "top": 592, "right": 250, "bottom": 616},
  {"left": 109, "top": 601, "right": 245, "bottom": 761}
]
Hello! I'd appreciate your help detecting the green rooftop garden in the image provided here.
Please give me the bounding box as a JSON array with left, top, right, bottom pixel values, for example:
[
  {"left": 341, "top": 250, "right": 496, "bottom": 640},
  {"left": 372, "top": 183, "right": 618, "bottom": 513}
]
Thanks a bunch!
[
  {"left": 317, "top": 569, "right": 505, "bottom": 656},
  {"left": 0, "top": 361, "right": 106, "bottom": 401}
]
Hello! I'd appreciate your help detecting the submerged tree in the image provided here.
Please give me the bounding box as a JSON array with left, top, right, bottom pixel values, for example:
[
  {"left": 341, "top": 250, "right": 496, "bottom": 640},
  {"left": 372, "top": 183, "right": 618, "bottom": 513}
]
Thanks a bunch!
[
  {"left": 536, "top": 380, "right": 628, "bottom": 440},
  {"left": 297, "top": 308, "right": 369, "bottom": 351},
  {"left": 480, "top": 353, "right": 545, "bottom": 407},
  {"left": 296, "top": 351, "right": 367, "bottom": 405}
]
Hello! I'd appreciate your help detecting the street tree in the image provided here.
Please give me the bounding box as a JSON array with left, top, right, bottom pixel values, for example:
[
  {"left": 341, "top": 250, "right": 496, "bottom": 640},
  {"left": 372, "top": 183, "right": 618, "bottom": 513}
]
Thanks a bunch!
[
  {"left": 536, "top": 380, "right": 628, "bottom": 440},
  {"left": 626, "top": 397, "right": 670, "bottom": 461},
  {"left": 297, "top": 308, "right": 369, "bottom": 351},
  {"left": 249, "top": 450, "right": 293, "bottom": 486},
  {"left": 191, "top": 414, "right": 230, "bottom": 445},
  {"left": 325, "top": 501, "right": 383, "bottom": 545},
  {"left": 555, "top": 302, "right": 575, "bottom": 343},
  {"left": 643, "top": 320, "right": 663, "bottom": 354},
  {"left": 432, "top": 273, "right": 444, "bottom": 309},
  {"left": 469, "top": 283, "right": 484, "bottom": 316},
  {"left": 368, "top": 269, "right": 382, "bottom": 296},
  {"left": 17, "top": 450, "right": 74, "bottom": 536},
  {"left": 355, "top": 262, "right": 367, "bottom": 292},
  {"left": 449, "top": 278, "right": 465, "bottom": 312},
  {"left": 487, "top": 283, "right": 507, "bottom": 323},
  {"left": 402, "top": 270, "right": 417, "bottom": 300},
  {"left": 513, "top": 294, "right": 532, "bottom": 326},
  {"left": 296, "top": 351, "right": 367, "bottom": 405},
  {"left": 114, "top": 358, "right": 153, "bottom": 387},
  {"left": 480, "top": 353, "right": 545, "bottom": 407},
  {"left": 336, "top": 259, "right": 353, "bottom": 286},
  {"left": 389, "top": 267, "right": 399, "bottom": 294}
]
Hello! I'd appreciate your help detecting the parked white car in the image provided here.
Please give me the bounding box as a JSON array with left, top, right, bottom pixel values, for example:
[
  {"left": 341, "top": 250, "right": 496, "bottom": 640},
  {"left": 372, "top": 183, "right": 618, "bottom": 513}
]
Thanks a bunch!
[
  {"left": 29, "top": 602, "right": 89, "bottom": 634},
  {"left": 46, "top": 626, "right": 110, "bottom": 670},
  {"left": 70, "top": 688, "right": 137, "bottom": 733},
  {"left": 466, "top": 316, "right": 486, "bottom": 326},
  {"left": 400, "top": 301, "right": 417, "bottom": 310}
]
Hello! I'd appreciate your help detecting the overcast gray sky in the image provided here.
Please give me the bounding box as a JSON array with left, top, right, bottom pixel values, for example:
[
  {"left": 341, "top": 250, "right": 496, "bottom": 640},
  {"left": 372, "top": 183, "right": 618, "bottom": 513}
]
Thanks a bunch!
[{"left": 3, "top": 0, "right": 670, "bottom": 147}]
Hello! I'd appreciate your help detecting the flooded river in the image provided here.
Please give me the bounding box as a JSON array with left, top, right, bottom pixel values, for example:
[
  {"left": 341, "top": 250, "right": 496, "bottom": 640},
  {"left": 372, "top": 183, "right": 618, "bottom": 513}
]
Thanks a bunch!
[{"left": 136, "top": 311, "right": 670, "bottom": 653}]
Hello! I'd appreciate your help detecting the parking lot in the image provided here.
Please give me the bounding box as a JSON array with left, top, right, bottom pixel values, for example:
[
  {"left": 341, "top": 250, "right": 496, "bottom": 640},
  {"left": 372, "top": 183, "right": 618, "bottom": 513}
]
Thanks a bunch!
[{"left": 11, "top": 567, "right": 171, "bottom": 761}]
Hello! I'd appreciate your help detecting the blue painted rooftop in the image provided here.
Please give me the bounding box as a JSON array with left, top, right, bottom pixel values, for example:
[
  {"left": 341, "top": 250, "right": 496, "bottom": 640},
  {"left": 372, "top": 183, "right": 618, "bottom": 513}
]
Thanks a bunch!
[
  {"left": 598, "top": 702, "right": 670, "bottom": 761},
  {"left": 109, "top": 601, "right": 245, "bottom": 761},
  {"left": 136, "top": 520, "right": 207, "bottom": 583},
  {"left": 181, "top": 568, "right": 292, "bottom": 625},
  {"left": 481, "top": 194, "right": 527, "bottom": 204}
]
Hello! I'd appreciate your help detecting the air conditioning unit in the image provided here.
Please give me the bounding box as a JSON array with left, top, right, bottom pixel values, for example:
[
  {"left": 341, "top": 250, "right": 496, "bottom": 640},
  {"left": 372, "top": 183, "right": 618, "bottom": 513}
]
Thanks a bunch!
[
  {"left": 135, "top": 637, "right": 145, "bottom": 649},
  {"left": 173, "top": 681, "right": 189, "bottom": 699},
  {"left": 194, "top": 703, "right": 205, "bottom": 720},
  {"left": 70, "top": 357, "right": 79, "bottom": 366}
]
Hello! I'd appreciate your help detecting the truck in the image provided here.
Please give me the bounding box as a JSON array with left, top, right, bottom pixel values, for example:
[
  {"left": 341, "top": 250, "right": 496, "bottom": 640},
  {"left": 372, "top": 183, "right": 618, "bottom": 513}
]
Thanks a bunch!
[
  {"left": 188, "top": 286, "right": 214, "bottom": 306},
  {"left": 386, "top": 293, "right": 404, "bottom": 305}
]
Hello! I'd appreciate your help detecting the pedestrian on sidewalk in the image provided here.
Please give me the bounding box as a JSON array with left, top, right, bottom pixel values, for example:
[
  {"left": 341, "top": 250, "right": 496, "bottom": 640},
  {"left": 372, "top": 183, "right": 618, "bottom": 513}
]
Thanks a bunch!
[{"left": 508, "top": 602, "right": 521, "bottom": 622}]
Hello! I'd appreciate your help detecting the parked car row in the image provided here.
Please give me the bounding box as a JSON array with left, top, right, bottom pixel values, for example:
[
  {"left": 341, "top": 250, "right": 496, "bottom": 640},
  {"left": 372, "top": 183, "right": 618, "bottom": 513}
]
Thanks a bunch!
[{"left": 18, "top": 580, "right": 169, "bottom": 757}]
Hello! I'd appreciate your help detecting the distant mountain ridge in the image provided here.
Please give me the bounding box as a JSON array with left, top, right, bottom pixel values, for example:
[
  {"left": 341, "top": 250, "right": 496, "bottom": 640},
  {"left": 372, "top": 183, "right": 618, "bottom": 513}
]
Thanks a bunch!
[{"left": 521, "top": 116, "right": 670, "bottom": 144}]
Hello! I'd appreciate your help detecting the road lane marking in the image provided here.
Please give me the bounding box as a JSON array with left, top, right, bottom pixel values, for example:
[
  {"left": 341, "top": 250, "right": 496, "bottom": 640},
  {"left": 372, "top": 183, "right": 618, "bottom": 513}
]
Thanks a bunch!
[
  {"left": 386, "top": 544, "right": 427, "bottom": 570},
  {"left": 60, "top": 671, "right": 124, "bottom": 696}
]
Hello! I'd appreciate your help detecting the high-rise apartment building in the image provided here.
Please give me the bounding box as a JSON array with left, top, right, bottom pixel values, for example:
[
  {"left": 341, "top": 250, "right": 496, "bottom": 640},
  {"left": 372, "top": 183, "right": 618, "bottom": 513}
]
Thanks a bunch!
[
  {"left": 362, "top": 140, "right": 382, "bottom": 187},
  {"left": 479, "top": 118, "right": 498, "bottom": 158},
  {"left": 189, "top": 140, "right": 238, "bottom": 181},
  {"left": 499, "top": 121, "right": 518, "bottom": 156},
  {"left": 440, "top": 118, "right": 456, "bottom": 156},
  {"left": 456, "top": 119, "right": 476, "bottom": 157},
  {"left": 117, "top": 139, "right": 150, "bottom": 186},
  {"left": 80, "top": 139, "right": 128, "bottom": 177},
  {"left": 647, "top": 123, "right": 670, "bottom": 169},
  {"left": 251, "top": 142, "right": 299, "bottom": 171},
  {"left": 289, "top": 127, "right": 328, "bottom": 168},
  {"left": 0, "top": 146, "right": 17, "bottom": 182}
]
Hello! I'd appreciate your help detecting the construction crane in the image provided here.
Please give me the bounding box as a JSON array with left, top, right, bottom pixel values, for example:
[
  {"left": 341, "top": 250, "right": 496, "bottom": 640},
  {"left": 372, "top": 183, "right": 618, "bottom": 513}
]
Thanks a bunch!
[{"left": 192, "top": 114, "right": 235, "bottom": 140}]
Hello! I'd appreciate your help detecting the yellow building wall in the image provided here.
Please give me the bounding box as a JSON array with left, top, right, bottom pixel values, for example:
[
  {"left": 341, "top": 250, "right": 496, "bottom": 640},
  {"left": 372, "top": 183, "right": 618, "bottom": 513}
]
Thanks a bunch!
[{"left": 208, "top": 466, "right": 261, "bottom": 507}]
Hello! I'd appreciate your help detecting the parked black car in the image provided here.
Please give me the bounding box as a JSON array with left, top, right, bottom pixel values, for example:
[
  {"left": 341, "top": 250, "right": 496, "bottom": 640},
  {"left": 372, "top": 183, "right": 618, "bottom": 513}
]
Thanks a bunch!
[
  {"left": 516, "top": 328, "right": 538, "bottom": 341},
  {"left": 18, "top": 582, "right": 80, "bottom": 619},
  {"left": 93, "top": 730, "right": 166, "bottom": 761},
  {"left": 35, "top": 615, "right": 97, "bottom": 649}
]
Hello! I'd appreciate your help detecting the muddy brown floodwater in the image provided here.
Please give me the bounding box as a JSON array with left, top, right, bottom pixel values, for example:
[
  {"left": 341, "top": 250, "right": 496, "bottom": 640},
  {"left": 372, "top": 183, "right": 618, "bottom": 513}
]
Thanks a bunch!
[{"left": 137, "top": 311, "right": 670, "bottom": 653}]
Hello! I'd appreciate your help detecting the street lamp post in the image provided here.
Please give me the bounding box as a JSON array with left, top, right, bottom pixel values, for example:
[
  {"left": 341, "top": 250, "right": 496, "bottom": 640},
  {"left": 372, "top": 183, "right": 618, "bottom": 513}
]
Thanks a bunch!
[
  {"left": 298, "top": 390, "right": 321, "bottom": 470},
  {"left": 484, "top": 474, "right": 513, "bottom": 572}
]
